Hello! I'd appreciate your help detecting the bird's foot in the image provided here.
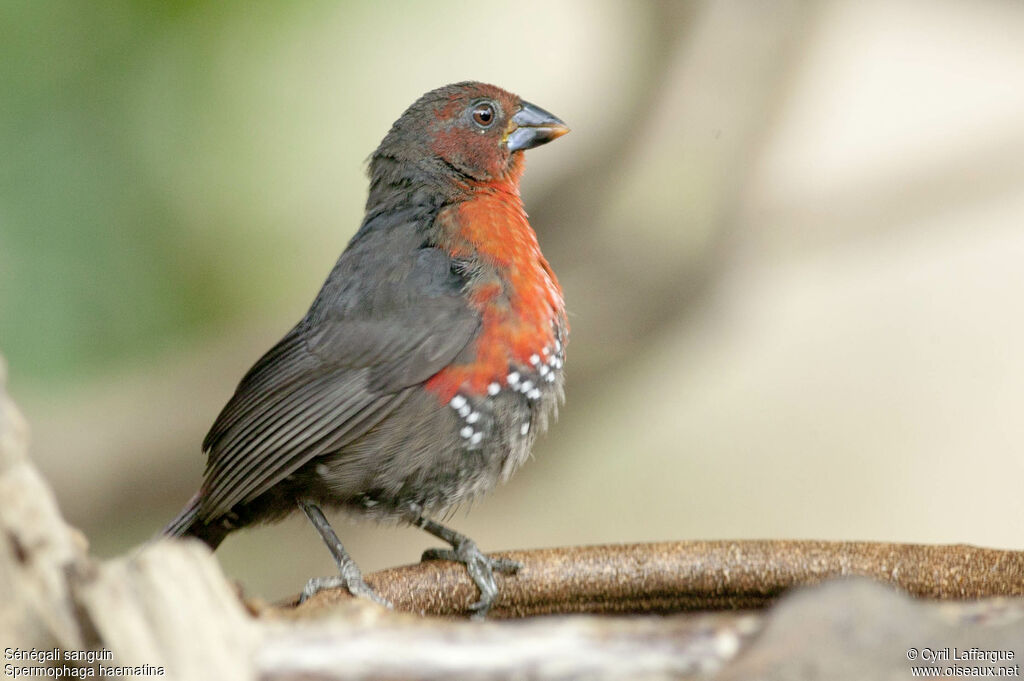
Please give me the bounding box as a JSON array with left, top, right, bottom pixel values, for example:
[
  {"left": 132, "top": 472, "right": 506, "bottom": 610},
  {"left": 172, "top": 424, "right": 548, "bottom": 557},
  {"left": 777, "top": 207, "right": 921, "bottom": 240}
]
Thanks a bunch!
[
  {"left": 299, "top": 573, "right": 392, "bottom": 608},
  {"left": 297, "top": 499, "right": 392, "bottom": 608},
  {"left": 421, "top": 542, "right": 521, "bottom": 618}
]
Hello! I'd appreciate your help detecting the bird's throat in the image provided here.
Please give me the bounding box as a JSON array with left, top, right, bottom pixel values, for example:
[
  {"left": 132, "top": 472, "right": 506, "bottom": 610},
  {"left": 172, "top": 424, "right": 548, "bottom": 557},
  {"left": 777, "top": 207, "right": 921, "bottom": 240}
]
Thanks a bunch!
[{"left": 427, "top": 182, "right": 565, "bottom": 402}]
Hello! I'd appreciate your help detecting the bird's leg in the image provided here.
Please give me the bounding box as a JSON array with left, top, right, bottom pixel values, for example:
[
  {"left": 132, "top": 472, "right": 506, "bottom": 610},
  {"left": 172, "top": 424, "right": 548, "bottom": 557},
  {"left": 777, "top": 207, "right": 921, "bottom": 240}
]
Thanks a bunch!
[
  {"left": 298, "top": 500, "right": 391, "bottom": 608},
  {"left": 408, "top": 508, "right": 520, "bottom": 618}
]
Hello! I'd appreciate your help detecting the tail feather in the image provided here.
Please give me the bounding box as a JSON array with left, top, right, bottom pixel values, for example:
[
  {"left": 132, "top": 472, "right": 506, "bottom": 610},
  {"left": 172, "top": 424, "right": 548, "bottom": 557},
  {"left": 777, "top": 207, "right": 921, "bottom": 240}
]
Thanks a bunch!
[{"left": 163, "top": 492, "right": 229, "bottom": 550}]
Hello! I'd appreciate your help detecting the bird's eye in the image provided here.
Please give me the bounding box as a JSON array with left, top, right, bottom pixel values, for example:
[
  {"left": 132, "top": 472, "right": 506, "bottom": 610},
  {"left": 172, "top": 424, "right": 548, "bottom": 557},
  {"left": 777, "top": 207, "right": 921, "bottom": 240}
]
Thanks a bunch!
[{"left": 472, "top": 103, "right": 495, "bottom": 128}]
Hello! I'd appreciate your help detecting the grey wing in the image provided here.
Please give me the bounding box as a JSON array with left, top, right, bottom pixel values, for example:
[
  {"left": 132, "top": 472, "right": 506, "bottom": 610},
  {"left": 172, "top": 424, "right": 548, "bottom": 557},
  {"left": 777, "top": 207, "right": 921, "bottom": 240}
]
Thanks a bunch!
[{"left": 197, "top": 242, "right": 478, "bottom": 520}]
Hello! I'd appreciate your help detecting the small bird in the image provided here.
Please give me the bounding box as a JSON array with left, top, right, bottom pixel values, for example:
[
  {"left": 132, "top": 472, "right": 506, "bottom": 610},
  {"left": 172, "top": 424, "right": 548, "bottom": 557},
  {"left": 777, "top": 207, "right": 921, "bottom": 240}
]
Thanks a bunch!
[{"left": 165, "top": 82, "right": 569, "bottom": 616}]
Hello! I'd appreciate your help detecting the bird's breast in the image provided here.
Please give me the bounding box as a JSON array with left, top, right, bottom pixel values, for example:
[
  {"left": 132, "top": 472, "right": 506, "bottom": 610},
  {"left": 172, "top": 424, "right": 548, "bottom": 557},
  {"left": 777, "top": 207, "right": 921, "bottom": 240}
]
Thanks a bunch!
[{"left": 425, "top": 191, "right": 567, "bottom": 407}]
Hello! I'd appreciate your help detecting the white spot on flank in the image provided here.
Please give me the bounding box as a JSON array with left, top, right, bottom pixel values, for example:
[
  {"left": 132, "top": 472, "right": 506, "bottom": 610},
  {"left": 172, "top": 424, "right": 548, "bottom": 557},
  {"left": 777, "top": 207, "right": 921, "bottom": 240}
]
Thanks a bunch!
[
  {"left": 469, "top": 431, "right": 483, "bottom": 446},
  {"left": 521, "top": 422, "right": 530, "bottom": 435},
  {"left": 460, "top": 426, "right": 473, "bottom": 438},
  {"left": 539, "top": 365, "right": 550, "bottom": 376},
  {"left": 315, "top": 463, "right": 329, "bottom": 476},
  {"left": 527, "top": 388, "right": 541, "bottom": 400},
  {"left": 555, "top": 339, "right": 562, "bottom": 352},
  {"left": 466, "top": 411, "right": 480, "bottom": 424},
  {"left": 545, "top": 373, "right": 556, "bottom": 382},
  {"left": 458, "top": 404, "right": 471, "bottom": 418},
  {"left": 520, "top": 380, "right": 534, "bottom": 392},
  {"left": 507, "top": 371, "right": 520, "bottom": 385},
  {"left": 542, "top": 346, "right": 550, "bottom": 356},
  {"left": 530, "top": 354, "right": 540, "bottom": 366},
  {"left": 488, "top": 382, "right": 501, "bottom": 395},
  {"left": 450, "top": 395, "right": 467, "bottom": 410}
]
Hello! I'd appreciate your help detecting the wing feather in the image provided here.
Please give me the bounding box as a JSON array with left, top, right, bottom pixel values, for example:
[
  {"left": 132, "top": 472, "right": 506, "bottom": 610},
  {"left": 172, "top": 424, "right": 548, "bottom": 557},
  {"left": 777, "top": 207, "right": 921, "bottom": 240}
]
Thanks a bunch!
[{"left": 196, "top": 214, "right": 479, "bottom": 520}]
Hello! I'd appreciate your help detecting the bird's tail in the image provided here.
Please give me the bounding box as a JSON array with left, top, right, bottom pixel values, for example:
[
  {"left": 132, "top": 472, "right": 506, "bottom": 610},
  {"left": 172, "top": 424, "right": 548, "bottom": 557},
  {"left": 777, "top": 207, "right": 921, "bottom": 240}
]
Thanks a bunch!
[{"left": 163, "top": 491, "right": 229, "bottom": 550}]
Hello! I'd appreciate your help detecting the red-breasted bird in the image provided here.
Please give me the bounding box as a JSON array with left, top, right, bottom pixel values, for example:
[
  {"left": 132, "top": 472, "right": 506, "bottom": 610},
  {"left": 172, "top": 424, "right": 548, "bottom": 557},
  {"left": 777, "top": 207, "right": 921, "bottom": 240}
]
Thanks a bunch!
[{"left": 164, "top": 82, "right": 569, "bottom": 616}]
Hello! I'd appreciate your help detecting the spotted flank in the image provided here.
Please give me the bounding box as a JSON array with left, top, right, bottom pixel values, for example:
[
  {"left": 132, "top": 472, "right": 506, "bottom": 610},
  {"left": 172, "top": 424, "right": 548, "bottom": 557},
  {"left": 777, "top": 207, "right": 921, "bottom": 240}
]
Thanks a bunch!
[
  {"left": 450, "top": 395, "right": 488, "bottom": 450},
  {"left": 447, "top": 336, "right": 565, "bottom": 450}
]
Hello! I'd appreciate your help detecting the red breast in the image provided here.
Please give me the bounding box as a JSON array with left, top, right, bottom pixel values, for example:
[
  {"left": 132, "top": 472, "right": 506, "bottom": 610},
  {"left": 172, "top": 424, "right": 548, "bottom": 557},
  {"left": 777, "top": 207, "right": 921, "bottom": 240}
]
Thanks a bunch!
[{"left": 426, "top": 155, "right": 567, "bottom": 402}]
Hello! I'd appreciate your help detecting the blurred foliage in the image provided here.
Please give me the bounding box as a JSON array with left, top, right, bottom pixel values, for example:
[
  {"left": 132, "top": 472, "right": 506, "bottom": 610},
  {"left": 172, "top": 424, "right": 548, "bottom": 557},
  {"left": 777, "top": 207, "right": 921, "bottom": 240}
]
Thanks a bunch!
[
  {"left": 0, "top": 1, "right": 346, "bottom": 386},
  {"left": 2, "top": 2, "right": 213, "bottom": 384}
]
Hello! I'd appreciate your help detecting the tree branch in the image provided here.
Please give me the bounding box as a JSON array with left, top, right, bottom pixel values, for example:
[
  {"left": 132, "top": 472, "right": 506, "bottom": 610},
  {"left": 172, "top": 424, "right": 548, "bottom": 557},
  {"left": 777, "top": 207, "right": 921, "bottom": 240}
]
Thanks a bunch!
[{"left": 291, "top": 540, "right": 1024, "bottom": 618}]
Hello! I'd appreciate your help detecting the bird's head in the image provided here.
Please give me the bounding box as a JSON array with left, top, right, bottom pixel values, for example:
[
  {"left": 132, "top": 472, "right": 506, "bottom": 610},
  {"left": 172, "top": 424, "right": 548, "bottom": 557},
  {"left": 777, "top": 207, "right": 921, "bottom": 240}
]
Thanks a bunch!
[{"left": 369, "top": 82, "right": 569, "bottom": 202}]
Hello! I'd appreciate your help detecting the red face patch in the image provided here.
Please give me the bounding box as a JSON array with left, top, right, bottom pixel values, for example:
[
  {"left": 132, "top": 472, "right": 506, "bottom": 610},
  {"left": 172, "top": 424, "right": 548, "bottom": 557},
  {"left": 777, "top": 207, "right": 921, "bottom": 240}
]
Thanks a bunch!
[{"left": 428, "top": 85, "right": 522, "bottom": 181}]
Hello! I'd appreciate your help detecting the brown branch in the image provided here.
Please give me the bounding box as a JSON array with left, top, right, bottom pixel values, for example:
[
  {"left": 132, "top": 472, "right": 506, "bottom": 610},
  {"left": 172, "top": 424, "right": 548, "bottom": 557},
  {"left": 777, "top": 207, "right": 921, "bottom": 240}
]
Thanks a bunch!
[{"left": 291, "top": 541, "right": 1024, "bottom": 618}]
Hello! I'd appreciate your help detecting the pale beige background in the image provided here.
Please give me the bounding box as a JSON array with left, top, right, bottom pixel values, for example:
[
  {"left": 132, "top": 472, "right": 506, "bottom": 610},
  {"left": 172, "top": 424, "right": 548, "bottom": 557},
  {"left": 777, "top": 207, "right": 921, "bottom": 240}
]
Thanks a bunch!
[{"left": 6, "top": 0, "right": 1023, "bottom": 600}]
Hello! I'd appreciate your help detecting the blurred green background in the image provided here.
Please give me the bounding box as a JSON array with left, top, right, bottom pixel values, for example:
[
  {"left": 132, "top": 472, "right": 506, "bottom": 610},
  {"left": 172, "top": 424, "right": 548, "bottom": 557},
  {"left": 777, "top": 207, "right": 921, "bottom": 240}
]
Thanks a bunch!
[{"left": 3, "top": 0, "right": 1023, "bottom": 600}]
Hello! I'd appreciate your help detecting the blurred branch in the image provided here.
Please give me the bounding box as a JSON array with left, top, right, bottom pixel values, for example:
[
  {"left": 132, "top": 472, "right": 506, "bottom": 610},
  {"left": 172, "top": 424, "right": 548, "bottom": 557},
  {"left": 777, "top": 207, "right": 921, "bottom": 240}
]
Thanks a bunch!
[
  {"left": 259, "top": 607, "right": 758, "bottom": 680},
  {"left": 747, "top": 130, "right": 1024, "bottom": 252},
  {"left": 527, "top": 2, "right": 821, "bottom": 411}
]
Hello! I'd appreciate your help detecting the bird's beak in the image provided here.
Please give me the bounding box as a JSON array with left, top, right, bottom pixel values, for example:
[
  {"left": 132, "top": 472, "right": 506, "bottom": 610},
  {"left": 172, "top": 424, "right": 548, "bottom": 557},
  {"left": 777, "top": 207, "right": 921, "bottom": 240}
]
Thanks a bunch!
[{"left": 505, "top": 100, "right": 570, "bottom": 152}]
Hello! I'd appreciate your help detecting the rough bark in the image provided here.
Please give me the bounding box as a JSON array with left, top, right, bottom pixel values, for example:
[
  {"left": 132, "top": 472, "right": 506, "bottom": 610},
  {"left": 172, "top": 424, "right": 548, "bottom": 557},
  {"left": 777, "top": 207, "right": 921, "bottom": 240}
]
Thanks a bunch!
[{"left": 291, "top": 541, "right": 1024, "bottom": 618}]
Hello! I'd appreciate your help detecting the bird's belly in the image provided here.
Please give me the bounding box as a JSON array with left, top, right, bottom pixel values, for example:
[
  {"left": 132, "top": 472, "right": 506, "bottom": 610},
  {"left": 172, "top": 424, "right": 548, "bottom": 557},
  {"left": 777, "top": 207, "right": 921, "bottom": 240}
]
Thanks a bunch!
[{"left": 307, "top": 366, "right": 563, "bottom": 519}]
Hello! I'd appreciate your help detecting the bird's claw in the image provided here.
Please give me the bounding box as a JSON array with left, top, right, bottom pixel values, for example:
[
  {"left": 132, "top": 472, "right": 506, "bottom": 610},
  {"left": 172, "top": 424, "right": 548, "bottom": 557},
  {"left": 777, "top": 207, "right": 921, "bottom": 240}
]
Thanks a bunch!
[
  {"left": 489, "top": 556, "right": 523, "bottom": 574},
  {"left": 421, "top": 548, "right": 521, "bottom": 574},
  {"left": 420, "top": 542, "right": 521, "bottom": 618},
  {"left": 299, "top": 574, "right": 392, "bottom": 609}
]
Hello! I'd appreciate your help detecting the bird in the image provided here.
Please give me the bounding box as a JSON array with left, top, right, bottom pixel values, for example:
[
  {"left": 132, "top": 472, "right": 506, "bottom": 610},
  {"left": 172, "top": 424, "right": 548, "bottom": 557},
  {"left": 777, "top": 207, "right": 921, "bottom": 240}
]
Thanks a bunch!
[{"left": 164, "top": 81, "right": 569, "bottom": 617}]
